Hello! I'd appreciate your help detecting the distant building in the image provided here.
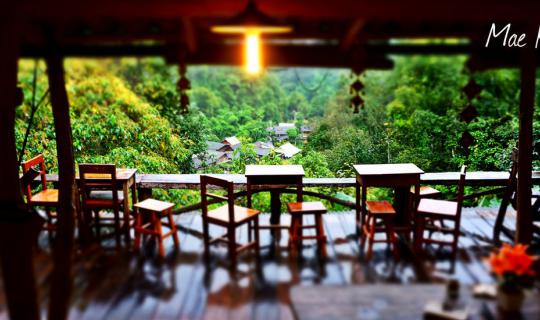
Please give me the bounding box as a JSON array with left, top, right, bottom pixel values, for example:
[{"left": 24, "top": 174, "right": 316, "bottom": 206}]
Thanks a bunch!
[
  {"left": 206, "top": 141, "right": 228, "bottom": 152},
  {"left": 276, "top": 142, "right": 301, "bottom": 158},
  {"left": 193, "top": 137, "right": 242, "bottom": 169},
  {"left": 253, "top": 141, "right": 274, "bottom": 157},
  {"left": 300, "top": 125, "right": 313, "bottom": 140},
  {"left": 266, "top": 123, "right": 312, "bottom": 142},
  {"left": 222, "top": 136, "right": 241, "bottom": 150},
  {"left": 192, "top": 150, "right": 230, "bottom": 169},
  {"left": 193, "top": 136, "right": 301, "bottom": 170}
]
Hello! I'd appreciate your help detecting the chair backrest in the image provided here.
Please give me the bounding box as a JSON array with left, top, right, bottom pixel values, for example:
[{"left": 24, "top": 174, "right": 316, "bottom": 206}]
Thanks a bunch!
[
  {"left": 200, "top": 175, "right": 235, "bottom": 222},
  {"left": 78, "top": 163, "right": 118, "bottom": 204},
  {"left": 455, "top": 165, "right": 468, "bottom": 218},
  {"left": 21, "top": 154, "right": 48, "bottom": 201}
]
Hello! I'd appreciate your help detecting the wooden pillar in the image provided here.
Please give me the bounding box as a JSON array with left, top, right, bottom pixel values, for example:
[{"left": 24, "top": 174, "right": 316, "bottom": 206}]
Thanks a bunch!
[
  {"left": 0, "top": 21, "right": 41, "bottom": 320},
  {"left": 516, "top": 44, "right": 536, "bottom": 244},
  {"left": 46, "top": 50, "right": 76, "bottom": 320}
]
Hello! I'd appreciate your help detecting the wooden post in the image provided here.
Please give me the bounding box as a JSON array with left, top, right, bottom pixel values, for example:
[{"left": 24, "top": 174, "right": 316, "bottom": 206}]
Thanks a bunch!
[
  {"left": 516, "top": 42, "right": 536, "bottom": 244},
  {"left": 0, "top": 21, "right": 41, "bottom": 320},
  {"left": 46, "top": 50, "right": 77, "bottom": 320}
]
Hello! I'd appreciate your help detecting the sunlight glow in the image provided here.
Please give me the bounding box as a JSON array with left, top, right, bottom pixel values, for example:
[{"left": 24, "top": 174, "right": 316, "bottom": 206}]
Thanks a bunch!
[{"left": 245, "top": 31, "right": 262, "bottom": 75}]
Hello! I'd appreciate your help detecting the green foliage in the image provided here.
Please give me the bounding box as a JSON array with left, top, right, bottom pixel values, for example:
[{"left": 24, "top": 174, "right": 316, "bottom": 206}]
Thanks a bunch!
[{"left": 14, "top": 55, "right": 540, "bottom": 210}]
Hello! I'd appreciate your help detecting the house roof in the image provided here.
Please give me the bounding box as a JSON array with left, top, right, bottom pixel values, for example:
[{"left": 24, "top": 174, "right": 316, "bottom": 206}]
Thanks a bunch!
[
  {"left": 268, "top": 123, "right": 297, "bottom": 135},
  {"left": 254, "top": 141, "right": 274, "bottom": 148},
  {"left": 254, "top": 147, "right": 272, "bottom": 157},
  {"left": 222, "top": 136, "right": 241, "bottom": 149},
  {"left": 276, "top": 142, "right": 301, "bottom": 158},
  {"left": 206, "top": 141, "right": 226, "bottom": 151}
]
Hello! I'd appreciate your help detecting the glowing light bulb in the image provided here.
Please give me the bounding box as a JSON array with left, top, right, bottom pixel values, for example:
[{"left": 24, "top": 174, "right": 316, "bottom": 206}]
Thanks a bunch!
[{"left": 245, "top": 31, "right": 262, "bottom": 75}]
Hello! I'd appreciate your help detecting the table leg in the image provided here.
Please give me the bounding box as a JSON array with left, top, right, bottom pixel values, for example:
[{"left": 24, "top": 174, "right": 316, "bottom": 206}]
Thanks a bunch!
[
  {"left": 270, "top": 189, "right": 281, "bottom": 237},
  {"left": 361, "top": 185, "right": 367, "bottom": 228},
  {"left": 246, "top": 180, "right": 252, "bottom": 208},
  {"left": 394, "top": 187, "right": 409, "bottom": 227},
  {"left": 355, "top": 181, "right": 361, "bottom": 225},
  {"left": 130, "top": 177, "right": 137, "bottom": 207},
  {"left": 123, "top": 182, "right": 130, "bottom": 242}
]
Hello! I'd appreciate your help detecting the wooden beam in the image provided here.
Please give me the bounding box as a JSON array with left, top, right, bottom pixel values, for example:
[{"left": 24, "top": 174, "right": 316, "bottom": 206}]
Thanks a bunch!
[
  {"left": 46, "top": 49, "right": 77, "bottom": 320},
  {"left": 9, "top": 0, "right": 540, "bottom": 22},
  {"left": 340, "top": 19, "right": 365, "bottom": 51},
  {"left": 182, "top": 17, "right": 197, "bottom": 53},
  {"left": 21, "top": 43, "right": 395, "bottom": 69},
  {"left": 0, "top": 20, "right": 40, "bottom": 320},
  {"left": 516, "top": 41, "right": 536, "bottom": 244},
  {"left": 19, "top": 41, "right": 536, "bottom": 69}
]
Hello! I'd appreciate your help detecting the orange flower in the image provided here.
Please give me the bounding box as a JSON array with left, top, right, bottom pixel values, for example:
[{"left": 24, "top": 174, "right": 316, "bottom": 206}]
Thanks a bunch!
[
  {"left": 488, "top": 244, "right": 537, "bottom": 276},
  {"left": 489, "top": 253, "right": 508, "bottom": 276}
]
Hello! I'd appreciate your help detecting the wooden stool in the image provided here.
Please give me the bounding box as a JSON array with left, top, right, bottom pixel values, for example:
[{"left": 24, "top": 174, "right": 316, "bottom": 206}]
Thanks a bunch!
[
  {"left": 134, "top": 199, "right": 179, "bottom": 257},
  {"left": 287, "top": 201, "right": 327, "bottom": 256},
  {"left": 360, "top": 200, "right": 399, "bottom": 261}
]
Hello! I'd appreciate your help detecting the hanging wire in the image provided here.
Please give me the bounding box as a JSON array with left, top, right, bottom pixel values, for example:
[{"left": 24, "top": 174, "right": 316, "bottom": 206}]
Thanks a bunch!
[
  {"left": 18, "top": 60, "right": 50, "bottom": 166},
  {"left": 293, "top": 68, "right": 330, "bottom": 92}
]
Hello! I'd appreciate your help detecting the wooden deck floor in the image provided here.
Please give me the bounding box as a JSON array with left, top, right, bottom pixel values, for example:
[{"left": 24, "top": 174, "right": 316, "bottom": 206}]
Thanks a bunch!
[{"left": 0, "top": 208, "right": 517, "bottom": 320}]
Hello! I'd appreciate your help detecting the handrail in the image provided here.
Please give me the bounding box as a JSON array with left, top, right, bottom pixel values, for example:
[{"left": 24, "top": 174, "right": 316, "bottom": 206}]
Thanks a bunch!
[
  {"left": 34, "top": 171, "right": 539, "bottom": 215},
  {"left": 37, "top": 171, "right": 540, "bottom": 189}
]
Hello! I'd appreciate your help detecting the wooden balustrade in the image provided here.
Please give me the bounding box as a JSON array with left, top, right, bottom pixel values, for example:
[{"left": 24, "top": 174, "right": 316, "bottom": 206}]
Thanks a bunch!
[
  {"left": 34, "top": 171, "right": 540, "bottom": 215},
  {"left": 40, "top": 171, "right": 540, "bottom": 190}
]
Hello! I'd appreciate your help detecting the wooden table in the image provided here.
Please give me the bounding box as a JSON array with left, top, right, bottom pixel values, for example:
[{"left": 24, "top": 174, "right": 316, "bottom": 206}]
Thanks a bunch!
[
  {"left": 77, "top": 168, "right": 137, "bottom": 242},
  {"left": 291, "top": 284, "right": 540, "bottom": 320},
  {"left": 245, "top": 165, "right": 304, "bottom": 234},
  {"left": 354, "top": 163, "right": 424, "bottom": 234}
]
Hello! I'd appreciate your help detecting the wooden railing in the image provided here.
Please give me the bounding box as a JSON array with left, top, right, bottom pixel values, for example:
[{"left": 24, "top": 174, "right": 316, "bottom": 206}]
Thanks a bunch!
[
  {"left": 39, "top": 171, "right": 540, "bottom": 213},
  {"left": 135, "top": 171, "right": 527, "bottom": 190},
  {"left": 43, "top": 171, "right": 538, "bottom": 189}
]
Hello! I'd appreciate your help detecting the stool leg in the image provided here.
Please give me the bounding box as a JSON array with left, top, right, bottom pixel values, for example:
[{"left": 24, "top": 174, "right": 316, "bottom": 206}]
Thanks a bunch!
[
  {"left": 228, "top": 226, "right": 237, "bottom": 273},
  {"left": 94, "top": 210, "right": 101, "bottom": 240},
  {"left": 254, "top": 217, "right": 260, "bottom": 260},
  {"left": 384, "top": 216, "right": 399, "bottom": 260},
  {"left": 296, "top": 214, "right": 303, "bottom": 249},
  {"left": 113, "top": 206, "right": 121, "bottom": 247},
  {"left": 288, "top": 215, "right": 297, "bottom": 250},
  {"left": 134, "top": 208, "right": 142, "bottom": 250},
  {"left": 360, "top": 215, "right": 367, "bottom": 253},
  {"left": 167, "top": 209, "right": 180, "bottom": 250},
  {"left": 414, "top": 215, "right": 424, "bottom": 252},
  {"left": 248, "top": 220, "right": 252, "bottom": 242},
  {"left": 154, "top": 212, "right": 165, "bottom": 258},
  {"left": 315, "top": 213, "right": 326, "bottom": 257},
  {"left": 366, "top": 216, "right": 376, "bottom": 261},
  {"left": 202, "top": 218, "right": 210, "bottom": 263}
]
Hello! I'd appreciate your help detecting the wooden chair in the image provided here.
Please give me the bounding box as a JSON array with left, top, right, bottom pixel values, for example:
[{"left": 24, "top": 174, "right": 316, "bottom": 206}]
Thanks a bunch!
[
  {"left": 414, "top": 165, "right": 467, "bottom": 260},
  {"left": 79, "top": 163, "right": 125, "bottom": 246},
  {"left": 493, "top": 148, "right": 540, "bottom": 244},
  {"left": 134, "top": 198, "right": 179, "bottom": 258},
  {"left": 21, "top": 154, "right": 59, "bottom": 233},
  {"left": 360, "top": 200, "right": 399, "bottom": 261},
  {"left": 287, "top": 198, "right": 327, "bottom": 256},
  {"left": 200, "top": 175, "right": 260, "bottom": 272}
]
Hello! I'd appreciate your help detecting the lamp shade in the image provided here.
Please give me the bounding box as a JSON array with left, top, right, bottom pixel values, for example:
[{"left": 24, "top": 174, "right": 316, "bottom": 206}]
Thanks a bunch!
[{"left": 211, "top": 1, "right": 292, "bottom": 34}]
